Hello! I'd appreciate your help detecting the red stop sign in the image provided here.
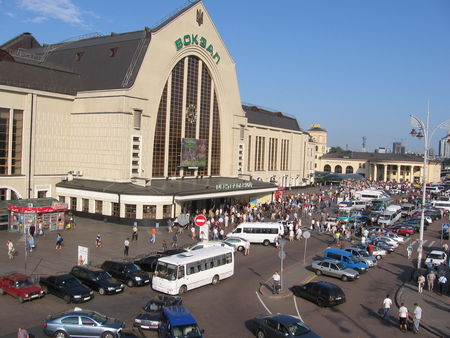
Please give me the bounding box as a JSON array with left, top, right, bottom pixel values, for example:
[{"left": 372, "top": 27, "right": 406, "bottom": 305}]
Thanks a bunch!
[{"left": 194, "top": 215, "right": 207, "bottom": 226}]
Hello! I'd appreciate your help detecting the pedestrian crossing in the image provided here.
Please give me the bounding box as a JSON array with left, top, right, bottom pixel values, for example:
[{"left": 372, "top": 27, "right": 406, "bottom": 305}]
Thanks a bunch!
[{"left": 403, "top": 237, "right": 440, "bottom": 248}]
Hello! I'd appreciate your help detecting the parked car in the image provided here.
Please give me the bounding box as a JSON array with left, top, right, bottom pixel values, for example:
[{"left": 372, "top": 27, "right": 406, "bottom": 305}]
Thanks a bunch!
[
  {"left": 368, "top": 235, "right": 399, "bottom": 248},
  {"left": 158, "top": 306, "right": 204, "bottom": 338},
  {"left": 291, "top": 281, "right": 346, "bottom": 307},
  {"left": 387, "top": 225, "right": 414, "bottom": 237},
  {"left": 43, "top": 308, "right": 125, "bottom": 338},
  {"left": 70, "top": 265, "right": 123, "bottom": 295},
  {"left": 0, "top": 272, "right": 44, "bottom": 303},
  {"left": 323, "top": 248, "right": 369, "bottom": 273},
  {"left": 134, "top": 295, "right": 182, "bottom": 330},
  {"left": 383, "top": 231, "right": 405, "bottom": 243},
  {"left": 407, "top": 215, "right": 433, "bottom": 225},
  {"left": 343, "top": 248, "right": 377, "bottom": 267},
  {"left": 252, "top": 313, "right": 320, "bottom": 337},
  {"left": 40, "top": 274, "right": 93, "bottom": 303},
  {"left": 355, "top": 244, "right": 387, "bottom": 260},
  {"left": 222, "top": 237, "right": 249, "bottom": 252},
  {"left": 101, "top": 261, "right": 151, "bottom": 287},
  {"left": 311, "top": 259, "right": 359, "bottom": 281},
  {"left": 369, "top": 239, "right": 395, "bottom": 252},
  {"left": 425, "top": 250, "right": 448, "bottom": 266},
  {"left": 134, "top": 249, "right": 187, "bottom": 273}
]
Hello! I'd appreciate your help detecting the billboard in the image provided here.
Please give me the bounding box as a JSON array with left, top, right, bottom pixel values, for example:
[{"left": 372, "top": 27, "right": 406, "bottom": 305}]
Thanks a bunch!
[{"left": 180, "top": 138, "right": 207, "bottom": 168}]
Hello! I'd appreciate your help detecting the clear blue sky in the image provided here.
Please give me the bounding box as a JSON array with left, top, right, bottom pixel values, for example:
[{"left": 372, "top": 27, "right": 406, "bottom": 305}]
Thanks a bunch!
[{"left": 1, "top": 0, "right": 450, "bottom": 153}]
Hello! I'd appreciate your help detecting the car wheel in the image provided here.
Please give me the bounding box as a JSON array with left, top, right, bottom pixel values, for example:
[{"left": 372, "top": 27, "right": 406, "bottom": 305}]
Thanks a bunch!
[
  {"left": 54, "top": 331, "right": 68, "bottom": 338},
  {"left": 42, "top": 285, "right": 48, "bottom": 294},
  {"left": 64, "top": 295, "right": 71, "bottom": 304},
  {"left": 179, "top": 285, "right": 187, "bottom": 295},
  {"left": 341, "top": 275, "right": 348, "bottom": 282},
  {"left": 18, "top": 295, "right": 24, "bottom": 303},
  {"left": 263, "top": 240, "right": 270, "bottom": 246},
  {"left": 376, "top": 255, "right": 381, "bottom": 260},
  {"left": 99, "top": 287, "right": 105, "bottom": 295},
  {"left": 237, "top": 246, "right": 244, "bottom": 252},
  {"left": 315, "top": 270, "right": 322, "bottom": 276},
  {"left": 405, "top": 233, "right": 410, "bottom": 237},
  {"left": 102, "top": 332, "right": 115, "bottom": 338},
  {"left": 0, "top": 287, "right": 4, "bottom": 295},
  {"left": 256, "top": 329, "right": 265, "bottom": 338},
  {"left": 127, "top": 280, "right": 134, "bottom": 287},
  {"left": 212, "top": 275, "right": 219, "bottom": 285},
  {"left": 317, "top": 297, "right": 326, "bottom": 307}
]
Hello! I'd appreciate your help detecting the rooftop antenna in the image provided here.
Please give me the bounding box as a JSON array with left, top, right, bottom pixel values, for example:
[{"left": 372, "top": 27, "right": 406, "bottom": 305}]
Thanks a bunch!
[{"left": 362, "top": 136, "right": 367, "bottom": 152}]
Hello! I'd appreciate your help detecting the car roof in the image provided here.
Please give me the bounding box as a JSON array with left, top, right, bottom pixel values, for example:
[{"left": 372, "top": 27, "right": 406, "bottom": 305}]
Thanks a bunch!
[
  {"left": 74, "top": 265, "right": 104, "bottom": 272},
  {"left": 307, "top": 281, "right": 343, "bottom": 290},
  {"left": 429, "top": 250, "right": 445, "bottom": 255},
  {"left": 269, "top": 314, "right": 302, "bottom": 325},
  {"left": 3, "top": 273, "right": 30, "bottom": 281},
  {"left": 163, "top": 306, "right": 197, "bottom": 326}
]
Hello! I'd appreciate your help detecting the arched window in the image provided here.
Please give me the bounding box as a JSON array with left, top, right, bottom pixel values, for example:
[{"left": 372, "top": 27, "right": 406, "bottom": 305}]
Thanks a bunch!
[
  {"left": 324, "top": 165, "right": 331, "bottom": 172},
  {"left": 335, "top": 165, "right": 342, "bottom": 173},
  {"left": 152, "top": 56, "right": 221, "bottom": 177},
  {"left": 346, "top": 166, "right": 354, "bottom": 174}
]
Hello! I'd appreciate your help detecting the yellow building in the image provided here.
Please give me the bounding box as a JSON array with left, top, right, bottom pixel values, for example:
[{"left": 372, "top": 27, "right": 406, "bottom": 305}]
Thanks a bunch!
[{"left": 0, "top": 1, "right": 318, "bottom": 224}]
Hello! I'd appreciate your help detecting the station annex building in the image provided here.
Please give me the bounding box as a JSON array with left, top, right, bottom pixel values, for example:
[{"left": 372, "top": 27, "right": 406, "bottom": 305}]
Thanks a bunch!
[{"left": 0, "top": 1, "right": 318, "bottom": 225}]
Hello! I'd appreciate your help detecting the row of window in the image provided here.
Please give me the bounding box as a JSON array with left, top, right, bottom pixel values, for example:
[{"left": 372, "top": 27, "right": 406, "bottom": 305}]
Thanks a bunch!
[
  {"left": 0, "top": 108, "right": 23, "bottom": 175},
  {"left": 323, "top": 165, "right": 354, "bottom": 174},
  {"left": 238, "top": 227, "right": 278, "bottom": 234},
  {"left": 186, "top": 253, "right": 233, "bottom": 275}
]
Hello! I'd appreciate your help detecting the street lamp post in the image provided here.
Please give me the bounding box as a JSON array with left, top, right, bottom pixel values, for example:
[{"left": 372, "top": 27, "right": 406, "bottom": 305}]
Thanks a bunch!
[{"left": 410, "top": 109, "right": 450, "bottom": 270}]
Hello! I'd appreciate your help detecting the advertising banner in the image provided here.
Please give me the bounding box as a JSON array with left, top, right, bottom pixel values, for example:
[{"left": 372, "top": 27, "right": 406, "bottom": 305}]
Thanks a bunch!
[
  {"left": 180, "top": 138, "right": 207, "bottom": 168},
  {"left": 77, "top": 246, "right": 89, "bottom": 265}
]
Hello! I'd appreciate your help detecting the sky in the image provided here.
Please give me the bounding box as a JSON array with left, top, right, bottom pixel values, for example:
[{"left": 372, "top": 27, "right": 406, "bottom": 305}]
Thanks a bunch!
[{"left": 1, "top": 0, "right": 450, "bottom": 154}]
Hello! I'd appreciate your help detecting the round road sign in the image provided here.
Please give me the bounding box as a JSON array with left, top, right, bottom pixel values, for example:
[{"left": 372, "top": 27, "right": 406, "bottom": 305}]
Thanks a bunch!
[
  {"left": 303, "top": 231, "right": 311, "bottom": 239},
  {"left": 177, "top": 213, "right": 189, "bottom": 226},
  {"left": 194, "top": 215, "right": 207, "bottom": 226},
  {"left": 278, "top": 251, "right": 286, "bottom": 260}
]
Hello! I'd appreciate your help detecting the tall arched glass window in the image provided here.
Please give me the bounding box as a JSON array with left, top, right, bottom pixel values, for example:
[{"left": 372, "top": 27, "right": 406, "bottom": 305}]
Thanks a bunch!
[
  {"left": 335, "top": 165, "right": 342, "bottom": 174},
  {"left": 152, "top": 56, "right": 221, "bottom": 177}
]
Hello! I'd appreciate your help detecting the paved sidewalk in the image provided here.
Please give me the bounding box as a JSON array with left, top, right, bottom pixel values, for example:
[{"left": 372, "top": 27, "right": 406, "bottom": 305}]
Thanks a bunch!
[
  {"left": 0, "top": 217, "right": 197, "bottom": 277},
  {"left": 396, "top": 279, "right": 450, "bottom": 338}
]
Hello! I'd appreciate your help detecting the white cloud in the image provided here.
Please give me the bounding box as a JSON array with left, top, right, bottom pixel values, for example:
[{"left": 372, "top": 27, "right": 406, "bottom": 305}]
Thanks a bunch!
[
  {"left": 17, "top": 0, "right": 84, "bottom": 25},
  {"left": 5, "top": 11, "right": 15, "bottom": 18}
]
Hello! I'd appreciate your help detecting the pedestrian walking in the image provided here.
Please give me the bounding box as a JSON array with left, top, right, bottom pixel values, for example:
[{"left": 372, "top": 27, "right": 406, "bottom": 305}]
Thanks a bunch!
[
  {"left": 38, "top": 221, "right": 44, "bottom": 236},
  {"left": 190, "top": 226, "right": 196, "bottom": 240},
  {"left": 17, "top": 327, "right": 29, "bottom": 338},
  {"left": 6, "top": 240, "right": 14, "bottom": 259},
  {"left": 427, "top": 270, "right": 436, "bottom": 291},
  {"left": 162, "top": 240, "right": 168, "bottom": 251},
  {"left": 438, "top": 274, "right": 447, "bottom": 295},
  {"left": 382, "top": 294, "right": 392, "bottom": 320},
  {"left": 29, "top": 224, "right": 35, "bottom": 237},
  {"left": 132, "top": 223, "right": 138, "bottom": 241},
  {"left": 124, "top": 238, "right": 130, "bottom": 256},
  {"left": 96, "top": 233, "right": 102, "bottom": 248},
  {"left": 151, "top": 228, "right": 157, "bottom": 244},
  {"left": 417, "top": 274, "right": 425, "bottom": 293},
  {"left": 295, "top": 227, "right": 302, "bottom": 240},
  {"left": 407, "top": 245, "right": 413, "bottom": 259},
  {"left": 172, "top": 233, "right": 178, "bottom": 248},
  {"left": 27, "top": 235, "right": 35, "bottom": 252},
  {"left": 398, "top": 302, "right": 408, "bottom": 332},
  {"left": 272, "top": 271, "right": 281, "bottom": 294},
  {"left": 413, "top": 303, "right": 422, "bottom": 333},
  {"left": 55, "top": 233, "right": 63, "bottom": 250},
  {"left": 244, "top": 240, "right": 250, "bottom": 256}
]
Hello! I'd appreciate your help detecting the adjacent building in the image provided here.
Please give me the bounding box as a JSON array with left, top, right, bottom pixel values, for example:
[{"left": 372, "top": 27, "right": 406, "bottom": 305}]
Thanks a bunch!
[{"left": 439, "top": 132, "right": 450, "bottom": 158}]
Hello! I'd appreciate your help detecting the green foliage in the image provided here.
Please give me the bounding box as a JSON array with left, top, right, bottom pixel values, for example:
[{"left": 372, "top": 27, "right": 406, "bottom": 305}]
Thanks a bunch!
[{"left": 329, "top": 146, "right": 352, "bottom": 157}]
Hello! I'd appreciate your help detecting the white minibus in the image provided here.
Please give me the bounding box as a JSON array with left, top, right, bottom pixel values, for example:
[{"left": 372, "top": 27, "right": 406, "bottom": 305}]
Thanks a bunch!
[
  {"left": 431, "top": 200, "right": 450, "bottom": 212},
  {"left": 355, "top": 189, "right": 390, "bottom": 201},
  {"left": 152, "top": 246, "right": 234, "bottom": 295},
  {"left": 377, "top": 209, "right": 402, "bottom": 227},
  {"left": 227, "top": 222, "right": 283, "bottom": 246}
]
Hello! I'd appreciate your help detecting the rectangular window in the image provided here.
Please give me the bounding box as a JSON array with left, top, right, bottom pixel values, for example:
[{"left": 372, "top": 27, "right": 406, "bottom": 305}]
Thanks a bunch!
[
  {"left": 59, "top": 196, "right": 65, "bottom": 203},
  {"left": 12, "top": 110, "right": 23, "bottom": 174},
  {"left": 125, "top": 204, "right": 136, "bottom": 218},
  {"left": 70, "top": 197, "right": 77, "bottom": 211},
  {"left": 247, "top": 136, "right": 252, "bottom": 171},
  {"left": 0, "top": 108, "right": 9, "bottom": 175},
  {"left": 82, "top": 198, "right": 89, "bottom": 212},
  {"left": 131, "top": 136, "right": 141, "bottom": 176},
  {"left": 143, "top": 205, "right": 156, "bottom": 219},
  {"left": 163, "top": 205, "right": 172, "bottom": 218},
  {"left": 133, "top": 110, "right": 142, "bottom": 129},
  {"left": 95, "top": 200, "right": 103, "bottom": 214},
  {"left": 37, "top": 191, "right": 47, "bottom": 198},
  {"left": 112, "top": 202, "right": 120, "bottom": 217}
]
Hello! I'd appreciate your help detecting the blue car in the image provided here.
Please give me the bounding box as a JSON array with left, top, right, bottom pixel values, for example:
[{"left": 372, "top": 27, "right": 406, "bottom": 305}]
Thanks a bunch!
[
  {"left": 323, "top": 248, "right": 369, "bottom": 273},
  {"left": 159, "top": 306, "right": 204, "bottom": 338}
]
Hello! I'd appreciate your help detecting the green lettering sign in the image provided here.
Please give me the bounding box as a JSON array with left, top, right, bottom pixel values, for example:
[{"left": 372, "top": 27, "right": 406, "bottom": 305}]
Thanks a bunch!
[
  {"left": 200, "top": 37, "right": 207, "bottom": 48},
  {"left": 191, "top": 34, "right": 198, "bottom": 45},
  {"left": 174, "top": 34, "right": 220, "bottom": 64},
  {"left": 183, "top": 34, "right": 191, "bottom": 46},
  {"left": 175, "top": 38, "right": 183, "bottom": 51}
]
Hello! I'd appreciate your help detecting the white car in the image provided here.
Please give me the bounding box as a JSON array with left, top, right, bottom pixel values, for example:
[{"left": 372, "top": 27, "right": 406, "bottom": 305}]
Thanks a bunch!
[
  {"left": 425, "top": 250, "right": 448, "bottom": 266},
  {"left": 222, "top": 237, "right": 249, "bottom": 252},
  {"left": 384, "top": 231, "right": 405, "bottom": 243},
  {"left": 372, "top": 235, "right": 399, "bottom": 248},
  {"left": 186, "top": 241, "right": 233, "bottom": 252}
]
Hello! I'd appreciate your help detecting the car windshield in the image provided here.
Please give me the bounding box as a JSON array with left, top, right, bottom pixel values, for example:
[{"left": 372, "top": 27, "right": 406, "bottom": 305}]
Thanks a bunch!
[
  {"left": 63, "top": 278, "right": 81, "bottom": 287},
  {"left": 94, "top": 271, "right": 112, "bottom": 281},
  {"left": 358, "top": 250, "right": 370, "bottom": 257},
  {"left": 145, "top": 301, "right": 163, "bottom": 312},
  {"left": 15, "top": 278, "right": 34, "bottom": 288},
  {"left": 287, "top": 322, "right": 311, "bottom": 335},
  {"left": 154, "top": 262, "right": 178, "bottom": 281},
  {"left": 173, "top": 324, "right": 202, "bottom": 338},
  {"left": 124, "top": 264, "right": 141, "bottom": 273},
  {"left": 336, "top": 262, "right": 346, "bottom": 270},
  {"left": 91, "top": 312, "right": 107, "bottom": 324},
  {"left": 428, "top": 253, "right": 443, "bottom": 260}
]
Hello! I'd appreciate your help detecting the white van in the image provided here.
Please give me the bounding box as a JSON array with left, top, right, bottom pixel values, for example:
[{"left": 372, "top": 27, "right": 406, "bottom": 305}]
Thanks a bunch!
[
  {"left": 339, "top": 200, "right": 368, "bottom": 213},
  {"left": 354, "top": 189, "right": 390, "bottom": 202},
  {"left": 377, "top": 209, "right": 402, "bottom": 227},
  {"left": 401, "top": 203, "right": 415, "bottom": 217},
  {"left": 227, "top": 222, "right": 283, "bottom": 246}
]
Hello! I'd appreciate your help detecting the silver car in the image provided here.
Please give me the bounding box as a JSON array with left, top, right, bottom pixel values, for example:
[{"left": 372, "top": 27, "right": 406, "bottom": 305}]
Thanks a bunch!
[
  {"left": 344, "top": 248, "right": 378, "bottom": 267},
  {"left": 311, "top": 259, "right": 360, "bottom": 281}
]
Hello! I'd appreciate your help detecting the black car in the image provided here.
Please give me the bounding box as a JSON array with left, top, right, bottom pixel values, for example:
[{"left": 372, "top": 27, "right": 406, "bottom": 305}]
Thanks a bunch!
[
  {"left": 70, "top": 265, "right": 124, "bottom": 295},
  {"left": 101, "top": 261, "right": 151, "bottom": 287},
  {"left": 253, "top": 314, "right": 320, "bottom": 337},
  {"left": 134, "top": 249, "right": 187, "bottom": 273},
  {"left": 39, "top": 274, "right": 93, "bottom": 303},
  {"left": 133, "top": 295, "right": 182, "bottom": 330},
  {"left": 291, "top": 281, "right": 346, "bottom": 307}
]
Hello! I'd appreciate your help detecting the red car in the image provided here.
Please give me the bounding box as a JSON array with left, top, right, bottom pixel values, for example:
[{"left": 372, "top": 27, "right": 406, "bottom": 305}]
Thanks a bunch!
[
  {"left": 387, "top": 226, "right": 414, "bottom": 237},
  {"left": 0, "top": 272, "right": 44, "bottom": 303}
]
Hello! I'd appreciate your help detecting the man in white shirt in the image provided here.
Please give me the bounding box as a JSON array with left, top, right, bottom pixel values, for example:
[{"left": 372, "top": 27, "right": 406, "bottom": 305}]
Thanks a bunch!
[
  {"left": 398, "top": 302, "right": 408, "bottom": 332},
  {"left": 413, "top": 303, "right": 422, "bottom": 333},
  {"left": 272, "top": 271, "right": 281, "bottom": 294},
  {"left": 382, "top": 294, "right": 392, "bottom": 320}
]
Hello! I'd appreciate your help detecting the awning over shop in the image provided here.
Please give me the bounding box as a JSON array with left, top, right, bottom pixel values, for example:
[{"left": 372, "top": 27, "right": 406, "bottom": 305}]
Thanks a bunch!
[{"left": 314, "top": 171, "right": 365, "bottom": 183}]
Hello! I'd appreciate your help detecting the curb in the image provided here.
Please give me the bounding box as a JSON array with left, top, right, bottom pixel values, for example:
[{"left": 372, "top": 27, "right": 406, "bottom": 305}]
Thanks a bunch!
[
  {"left": 395, "top": 283, "right": 444, "bottom": 338},
  {"left": 258, "top": 282, "right": 293, "bottom": 299}
]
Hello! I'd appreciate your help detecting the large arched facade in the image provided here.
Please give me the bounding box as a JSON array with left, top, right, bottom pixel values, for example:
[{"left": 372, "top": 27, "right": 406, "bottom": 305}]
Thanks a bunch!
[{"left": 152, "top": 55, "right": 221, "bottom": 178}]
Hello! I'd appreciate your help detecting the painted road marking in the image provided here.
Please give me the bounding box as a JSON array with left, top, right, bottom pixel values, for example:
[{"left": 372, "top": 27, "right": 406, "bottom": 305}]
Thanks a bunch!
[
  {"left": 293, "top": 295, "right": 304, "bottom": 322},
  {"left": 302, "top": 274, "right": 316, "bottom": 284},
  {"left": 428, "top": 240, "right": 435, "bottom": 247},
  {"left": 255, "top": 291, "right": 272, "bottom": 314}
]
